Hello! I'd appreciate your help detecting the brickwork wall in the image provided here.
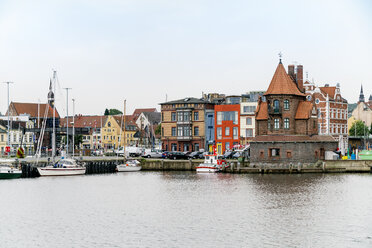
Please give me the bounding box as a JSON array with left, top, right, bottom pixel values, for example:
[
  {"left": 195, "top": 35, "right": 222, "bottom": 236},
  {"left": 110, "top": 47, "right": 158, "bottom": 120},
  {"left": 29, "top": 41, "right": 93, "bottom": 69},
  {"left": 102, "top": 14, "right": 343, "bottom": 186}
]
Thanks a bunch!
[{"left": 250, "top": 141, "right": 338, "bottom": 163}]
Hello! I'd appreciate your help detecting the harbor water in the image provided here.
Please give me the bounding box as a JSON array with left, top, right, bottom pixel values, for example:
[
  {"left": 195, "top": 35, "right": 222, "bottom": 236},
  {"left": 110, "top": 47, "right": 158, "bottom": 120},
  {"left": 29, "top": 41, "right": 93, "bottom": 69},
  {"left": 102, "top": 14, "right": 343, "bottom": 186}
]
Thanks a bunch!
[{"left": 1, "top": 172, "right": 372, "bottom": 247}]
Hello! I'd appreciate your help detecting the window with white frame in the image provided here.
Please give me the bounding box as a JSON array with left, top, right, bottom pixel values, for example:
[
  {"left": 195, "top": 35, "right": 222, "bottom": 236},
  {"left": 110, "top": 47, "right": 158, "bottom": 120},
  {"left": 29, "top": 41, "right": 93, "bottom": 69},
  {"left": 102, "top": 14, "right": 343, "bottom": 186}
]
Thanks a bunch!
[
  {"left": 246, "top": 117, "right": 252, "bottom": 125},
  {"left": 225, "top": 127, "right": 230, "bottom": 136},
  {"left": 246, "top": 129, "right": 253, "bottom": 137},
  {"left": 274, "top": 119, "right": 280, "bottom": 129},
  {"left": 284, "top": 118, "right": 289, "bottom": 129},
  {"left": 233, "top": 127, "right": 238, "bottom": 139},
  {"left": 217, "top": 127, "right": 222, "bottom": 139}
]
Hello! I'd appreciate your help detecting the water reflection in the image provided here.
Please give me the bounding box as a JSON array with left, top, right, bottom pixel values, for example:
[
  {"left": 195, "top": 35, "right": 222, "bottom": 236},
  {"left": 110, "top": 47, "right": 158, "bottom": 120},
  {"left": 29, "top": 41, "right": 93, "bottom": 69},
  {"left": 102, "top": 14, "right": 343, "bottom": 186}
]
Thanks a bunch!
[{"left": 0, "top": 172, "right": 372, "bottom": 247}]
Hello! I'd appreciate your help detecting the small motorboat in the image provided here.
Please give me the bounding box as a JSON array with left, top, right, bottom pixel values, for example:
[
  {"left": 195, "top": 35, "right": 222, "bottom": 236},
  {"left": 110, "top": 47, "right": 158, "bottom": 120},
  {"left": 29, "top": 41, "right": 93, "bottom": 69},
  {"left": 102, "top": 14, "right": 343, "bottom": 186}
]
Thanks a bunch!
[
  {"left": 37, "top": 158, "right": 86, "bottom": 176},
  {"left": 196, "top": 146, "right": 227, "bottom": 173},
  {"left": 0, "top": 159, "right": 22, "bottom": 179},
  {"left": 117, "top": 159, "right": 141, "bottom": 172}
]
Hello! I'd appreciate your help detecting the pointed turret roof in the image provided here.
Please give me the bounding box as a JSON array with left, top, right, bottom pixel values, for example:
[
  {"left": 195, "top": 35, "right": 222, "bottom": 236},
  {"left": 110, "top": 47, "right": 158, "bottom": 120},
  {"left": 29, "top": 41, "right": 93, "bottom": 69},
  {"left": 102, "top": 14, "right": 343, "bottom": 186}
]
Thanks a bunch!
[
  {"left": 264, "top": 62, "right": 305, "bottom": 96},
  {"left": 359, "top": 84, "right": 365, "bottom": 102}
]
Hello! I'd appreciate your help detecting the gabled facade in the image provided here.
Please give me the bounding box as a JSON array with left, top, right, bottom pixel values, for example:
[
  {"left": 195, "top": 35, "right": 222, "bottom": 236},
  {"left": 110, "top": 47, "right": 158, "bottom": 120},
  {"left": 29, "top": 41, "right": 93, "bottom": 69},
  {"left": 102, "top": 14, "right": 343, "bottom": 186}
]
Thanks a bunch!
[
  {"left": 101, "top": 115, "right": 137, "bottom": 150},
  {"left": 304, "top": 81, "right": 348, "bottom": 154}
]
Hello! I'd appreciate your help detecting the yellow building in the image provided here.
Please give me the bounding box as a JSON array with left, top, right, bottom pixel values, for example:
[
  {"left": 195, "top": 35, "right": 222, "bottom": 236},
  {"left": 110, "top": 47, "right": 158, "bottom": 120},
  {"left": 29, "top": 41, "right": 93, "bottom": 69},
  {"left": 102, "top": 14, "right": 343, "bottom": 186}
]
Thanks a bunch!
[
  {"left": 101, "top": 115, "right": 137, "bottom": 150},
  {"left": 0, "top": 124, "right": 7, "bottom": 156}
]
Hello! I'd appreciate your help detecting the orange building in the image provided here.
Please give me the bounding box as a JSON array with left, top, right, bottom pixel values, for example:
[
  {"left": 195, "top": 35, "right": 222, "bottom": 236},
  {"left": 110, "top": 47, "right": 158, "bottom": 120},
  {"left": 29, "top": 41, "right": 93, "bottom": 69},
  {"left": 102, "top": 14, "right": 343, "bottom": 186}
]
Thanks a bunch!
[{"left": 214, "top": 104, "right": 240, "bottom": 155}]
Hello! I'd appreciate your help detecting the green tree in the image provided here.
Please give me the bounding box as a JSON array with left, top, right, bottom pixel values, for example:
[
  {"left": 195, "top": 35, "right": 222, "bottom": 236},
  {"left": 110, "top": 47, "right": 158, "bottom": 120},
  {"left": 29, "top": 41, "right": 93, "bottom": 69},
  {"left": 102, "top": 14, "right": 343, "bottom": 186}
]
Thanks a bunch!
[
  {"left": 109, "top": 109, "right": 123, "bottom": 115},
  {"left": 155, "top": 124, "right": 161, "bottom": 135},
  {"left": 349, "top": 120, "right": 370, "bottom": 136},
  {"left": 74, "top": 135, "right": 83, "bottom": 148},
  {"left": 104, "top": 108, "right": 109, "bottom": 115}
]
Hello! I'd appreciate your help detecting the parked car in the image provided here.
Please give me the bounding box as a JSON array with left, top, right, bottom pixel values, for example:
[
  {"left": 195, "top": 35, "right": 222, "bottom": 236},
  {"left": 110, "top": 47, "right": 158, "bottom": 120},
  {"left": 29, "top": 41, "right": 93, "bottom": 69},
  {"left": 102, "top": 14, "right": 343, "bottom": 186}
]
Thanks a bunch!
[
  {"left": 92, "top": 150, "right": 104, "bottom": 156},
  {"left": 222, "top": 151, "right": 236, "bottom": 159},
  {"left": 167, "top": 151, "right": 188, "bottom": 160},
  {"left": 162, "top": 151, "right": 170, "bottom": 159},
  {"left": 188, "top": 151, "right": 204, "bottom": 159},
  {"left": 142, "top": 149, "right": 163, "bottom": 158},
  {"left": 232, "top": 151, "right": 241, "bottom": 159}
]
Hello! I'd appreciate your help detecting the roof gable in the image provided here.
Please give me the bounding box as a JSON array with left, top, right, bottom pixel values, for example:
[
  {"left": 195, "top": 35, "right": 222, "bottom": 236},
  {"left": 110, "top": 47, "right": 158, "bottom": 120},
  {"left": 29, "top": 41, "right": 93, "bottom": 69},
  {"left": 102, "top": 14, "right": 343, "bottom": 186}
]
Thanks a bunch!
[
  {"left": 264, "top": 63, "right": 305, "bottom": 97},
  {"left": 9, "top": 102, "right": 60, "bottom": 118}
]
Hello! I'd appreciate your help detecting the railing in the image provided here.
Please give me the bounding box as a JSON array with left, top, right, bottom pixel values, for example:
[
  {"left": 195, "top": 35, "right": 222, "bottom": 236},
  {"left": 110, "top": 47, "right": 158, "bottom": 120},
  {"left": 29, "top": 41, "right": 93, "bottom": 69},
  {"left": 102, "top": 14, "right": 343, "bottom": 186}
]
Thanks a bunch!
[{"left": 268, "top": 107, "right": 282, "bottom": 115}]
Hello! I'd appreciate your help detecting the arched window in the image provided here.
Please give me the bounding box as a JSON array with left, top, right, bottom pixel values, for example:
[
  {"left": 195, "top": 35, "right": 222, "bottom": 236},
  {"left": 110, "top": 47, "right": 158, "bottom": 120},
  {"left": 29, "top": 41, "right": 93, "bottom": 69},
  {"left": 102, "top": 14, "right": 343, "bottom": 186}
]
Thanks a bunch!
[
  {"left": 273, "top": 100, "right": 280, "bottom": 112},
  {"left": 108, "top": 122, "right": 111, "bottom": 127},
  {"left": 284, "top": 100, "right": 290, "bottom": 110}
]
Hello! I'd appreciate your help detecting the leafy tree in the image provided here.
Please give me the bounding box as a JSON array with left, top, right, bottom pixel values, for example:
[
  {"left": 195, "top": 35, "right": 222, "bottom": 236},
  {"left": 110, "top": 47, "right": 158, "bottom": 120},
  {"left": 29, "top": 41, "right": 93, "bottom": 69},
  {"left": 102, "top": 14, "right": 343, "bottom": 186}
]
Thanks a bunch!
[
  {"left": 109, "top": 109, "right": 123, "bottom": 115},
  {"left": 155, "top": 124, "right": 161, "bottom": 135},
  {"left": 349, "top": 120, "right": 370, "bottom": 136},
  {"left": 74, "top": 135, "right": 83, "bottom": 148},
  {"left": 104, "top": 108, "right": 110, "bottom": 115},
  {"left": 370, "top": 123, "right": 372, "bottom": 135}
]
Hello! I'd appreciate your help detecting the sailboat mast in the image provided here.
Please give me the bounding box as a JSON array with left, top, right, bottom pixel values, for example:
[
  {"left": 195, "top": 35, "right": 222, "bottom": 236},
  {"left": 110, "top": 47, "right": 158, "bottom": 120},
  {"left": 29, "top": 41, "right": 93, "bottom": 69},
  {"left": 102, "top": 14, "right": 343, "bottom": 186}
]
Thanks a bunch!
[
  {"left": 52, "top": 71, "right": 56, "bottom": 161},
  {"left": 123, "top": 100, "right": 126, "bottom": 159}
]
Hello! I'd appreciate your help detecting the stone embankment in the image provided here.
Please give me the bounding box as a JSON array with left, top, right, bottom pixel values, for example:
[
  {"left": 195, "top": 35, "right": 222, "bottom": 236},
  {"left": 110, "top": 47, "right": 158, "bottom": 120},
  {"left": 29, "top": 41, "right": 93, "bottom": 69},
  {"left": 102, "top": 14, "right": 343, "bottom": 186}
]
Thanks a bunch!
[{"left": 13, "top": 157, "right": 372, "bottom": 178}]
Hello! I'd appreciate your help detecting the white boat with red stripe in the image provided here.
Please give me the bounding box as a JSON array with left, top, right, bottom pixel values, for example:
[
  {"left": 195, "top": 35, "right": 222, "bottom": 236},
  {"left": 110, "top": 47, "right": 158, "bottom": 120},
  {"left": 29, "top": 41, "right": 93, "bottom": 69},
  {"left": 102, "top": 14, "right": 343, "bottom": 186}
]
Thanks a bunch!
[
  {"left": 196, "top": 146, "right": 227, "bottom": 173},
  {"left": 37, "top": 159, "right": 86, "bottom": 176}
]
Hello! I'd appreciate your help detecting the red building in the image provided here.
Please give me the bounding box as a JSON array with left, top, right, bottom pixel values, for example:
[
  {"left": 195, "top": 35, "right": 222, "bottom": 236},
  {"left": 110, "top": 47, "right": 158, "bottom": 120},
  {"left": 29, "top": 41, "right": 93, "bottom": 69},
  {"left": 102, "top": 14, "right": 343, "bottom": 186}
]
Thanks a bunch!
[{"left": 214, "top": 104, "right": 240, "bottom": 155}]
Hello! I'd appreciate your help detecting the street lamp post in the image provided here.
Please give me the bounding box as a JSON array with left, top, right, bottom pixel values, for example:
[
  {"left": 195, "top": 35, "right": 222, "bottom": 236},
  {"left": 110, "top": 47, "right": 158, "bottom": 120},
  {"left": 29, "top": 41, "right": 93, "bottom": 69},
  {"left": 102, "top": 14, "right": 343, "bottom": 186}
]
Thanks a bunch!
[
  {"left": 3, "top": 82, "right": 14, "bottom": 157},
  {"left": 72, "top": 98, "right": 75, "bottom": 157}
]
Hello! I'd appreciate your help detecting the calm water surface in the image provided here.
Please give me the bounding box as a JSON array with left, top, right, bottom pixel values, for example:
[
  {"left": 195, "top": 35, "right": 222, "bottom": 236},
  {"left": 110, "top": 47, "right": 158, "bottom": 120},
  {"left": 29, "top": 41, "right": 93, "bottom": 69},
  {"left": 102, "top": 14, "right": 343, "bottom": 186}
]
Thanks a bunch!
[{"left": 1, "top": 172, "right": 372, "bottom": 248}]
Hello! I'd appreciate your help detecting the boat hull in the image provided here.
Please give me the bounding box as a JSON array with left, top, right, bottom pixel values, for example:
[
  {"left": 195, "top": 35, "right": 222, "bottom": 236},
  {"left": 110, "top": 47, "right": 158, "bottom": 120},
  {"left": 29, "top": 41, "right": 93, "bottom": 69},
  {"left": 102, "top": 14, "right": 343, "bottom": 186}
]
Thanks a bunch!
[
  {"left": 196, "top": 166, "right": 220, "bottom": 173},
  {"left": 0, "top": 171, "right": 22, "bottom": 179},
  {"left": 37, "top": 167, "right": 86, "bottom": 176},
  {"left": 117, "top": 165, "right": 141, "bottom": 172}
]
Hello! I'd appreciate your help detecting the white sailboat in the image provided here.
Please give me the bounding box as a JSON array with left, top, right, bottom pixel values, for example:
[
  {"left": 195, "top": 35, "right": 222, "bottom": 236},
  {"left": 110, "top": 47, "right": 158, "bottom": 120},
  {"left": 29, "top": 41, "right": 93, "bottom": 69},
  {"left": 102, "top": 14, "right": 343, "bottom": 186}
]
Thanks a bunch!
[
  {"left": 36, "top": 73, "right": 86, "bottom": 176},
  {"left": 116, "top": 100, "right": 141, "bottom": 172}
]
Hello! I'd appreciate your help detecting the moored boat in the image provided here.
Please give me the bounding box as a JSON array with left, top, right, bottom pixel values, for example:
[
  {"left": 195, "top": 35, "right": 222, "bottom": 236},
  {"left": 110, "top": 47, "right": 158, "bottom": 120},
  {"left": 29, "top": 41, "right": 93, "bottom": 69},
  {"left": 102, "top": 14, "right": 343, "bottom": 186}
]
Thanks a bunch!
[
  {"left": 0, "top": 159, "right": 22, "bottom": 179},
  {"left": 196, "top": 146, "right": 227, "bottom": 173},
  {"left": 117, "top": 159, "right": 141, "bottom": 172},
  {"left": 37, "top": 159, "right": 86, "bottom": 176}
]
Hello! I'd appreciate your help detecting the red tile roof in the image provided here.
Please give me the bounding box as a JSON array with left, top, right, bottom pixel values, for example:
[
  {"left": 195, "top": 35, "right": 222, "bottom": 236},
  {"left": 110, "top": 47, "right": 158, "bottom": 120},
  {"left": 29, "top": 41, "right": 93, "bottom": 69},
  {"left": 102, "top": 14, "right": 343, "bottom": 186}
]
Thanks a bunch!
[
  {"left": 252, "top": 135, "right": 336, "bottom": 142},
  {"left": 8, "top": 102, "right": 60, "bottom": 118},
  {"left": 264, "top": 63, "right": 306, "bottom": 97},
  {"left": 113, "top": 115, "right": 137, "bottom": 130},
  {"left": 60, "top": 115, "right": 107, "bottom": 128},
  {"left": 295, "top": 101, "right": 314, "bottom": 119},
  {"left": 132, "top": 108, "right": 157, "bottom": 119},
  {"left": 319, "top": 86, "right": 336, "bottom": 99},
  {"left": 255, "top": 102, "right": 268, "bottom": 120}
]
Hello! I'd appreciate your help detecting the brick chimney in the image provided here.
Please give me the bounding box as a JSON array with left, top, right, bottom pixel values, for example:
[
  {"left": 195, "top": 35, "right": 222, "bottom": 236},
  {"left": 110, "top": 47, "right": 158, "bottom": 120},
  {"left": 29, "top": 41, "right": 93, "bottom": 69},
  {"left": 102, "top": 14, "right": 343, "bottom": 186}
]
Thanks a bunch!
[
  {"left": 296, "top": 65, "right": 304, "bottom": 92},
  {"left": 288, "top": 65, "right": 295, "bottom": 82}
]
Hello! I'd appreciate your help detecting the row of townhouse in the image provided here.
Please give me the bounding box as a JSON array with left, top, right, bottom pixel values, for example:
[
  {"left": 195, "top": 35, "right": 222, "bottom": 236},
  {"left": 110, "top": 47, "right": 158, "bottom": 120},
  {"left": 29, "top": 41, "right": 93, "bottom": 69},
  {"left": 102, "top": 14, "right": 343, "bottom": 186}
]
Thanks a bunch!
[
  {"left": 160, "top": 91, "right": 264, "bottom": 154},
  {"left": 60, "top": 108, "right": 161, "bottom": 151},
  {"left": 0, "top": 117, "right": 36, "bottom": 156},
  {"left": 160, "top": 63, "right": 349, "bottom": 155}
]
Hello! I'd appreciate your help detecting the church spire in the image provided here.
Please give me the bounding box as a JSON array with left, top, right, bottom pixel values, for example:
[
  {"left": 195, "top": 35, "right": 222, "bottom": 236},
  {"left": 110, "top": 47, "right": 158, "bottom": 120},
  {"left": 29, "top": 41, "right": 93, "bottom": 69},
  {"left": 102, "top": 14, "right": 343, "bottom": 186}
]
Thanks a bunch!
[
  {"left": 48, "top": 78, "right": 55, "bottom": 107},
  {"left": 359, "top": 84, "right": 365, "bottom": 102}
]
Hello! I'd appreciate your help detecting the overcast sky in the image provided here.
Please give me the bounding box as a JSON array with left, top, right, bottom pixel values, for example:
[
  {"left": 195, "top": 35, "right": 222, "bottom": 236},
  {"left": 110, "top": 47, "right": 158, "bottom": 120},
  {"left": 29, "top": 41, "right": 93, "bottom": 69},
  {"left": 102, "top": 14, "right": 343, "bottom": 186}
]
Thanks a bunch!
[{"left": 0, "top": 0, "right": 371, "bottom": 116}]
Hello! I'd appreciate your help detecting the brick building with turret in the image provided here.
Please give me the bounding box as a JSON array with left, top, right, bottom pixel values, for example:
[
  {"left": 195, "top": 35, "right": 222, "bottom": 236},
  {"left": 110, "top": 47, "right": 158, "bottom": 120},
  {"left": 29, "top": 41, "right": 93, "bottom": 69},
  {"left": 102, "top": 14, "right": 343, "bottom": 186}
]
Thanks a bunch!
[{"left": 250, "top": 59, "right": 337, "bottom": 164}]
